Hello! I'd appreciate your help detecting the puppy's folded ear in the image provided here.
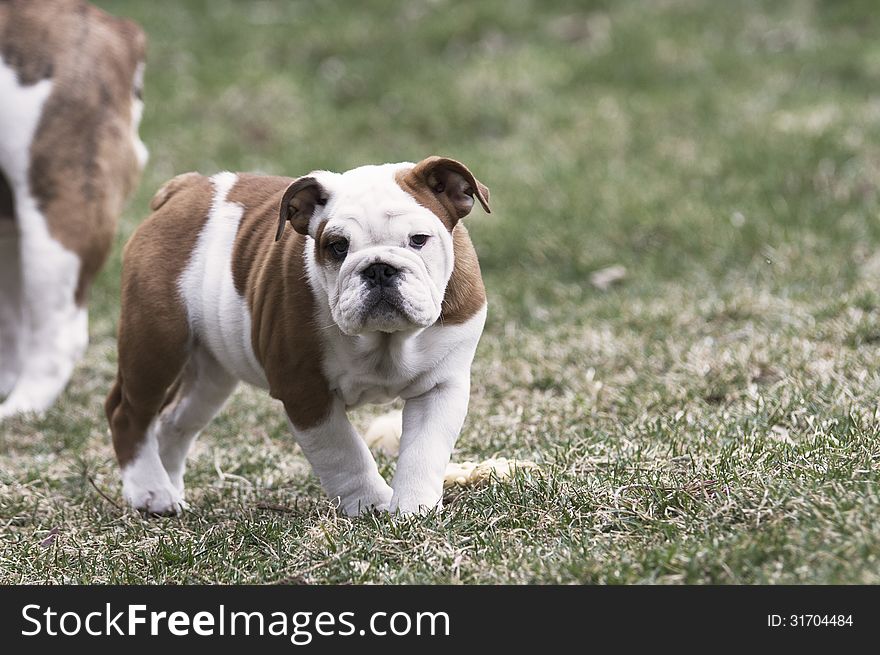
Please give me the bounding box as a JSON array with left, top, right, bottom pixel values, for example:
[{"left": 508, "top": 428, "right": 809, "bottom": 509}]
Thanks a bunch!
[
  {"left": 402, "top": 156, "right": 490, "bottom": 228},
  {"left": 276, "top": 176, "right": 329, "bottom": 241}
]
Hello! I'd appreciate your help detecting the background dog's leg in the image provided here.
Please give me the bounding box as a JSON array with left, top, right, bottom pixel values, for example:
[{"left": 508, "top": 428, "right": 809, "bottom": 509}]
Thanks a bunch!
[
  {"left": 0, "top": 214, "right": 22, "bottom": 398},
  {"left": 0, "top": 217, "right": 86, "bottom": 418},
  {"left": 286, "top": 399, "right": 393, "bottom": 516},
  {"left": 155, "top": 346, "right": 237, "bottom": 493},
  {"left": 390, "top": 382, "right": 471, "bottom": 514},
  {"left": 0, "top": 65, "right": 60, "bottom": 417}
]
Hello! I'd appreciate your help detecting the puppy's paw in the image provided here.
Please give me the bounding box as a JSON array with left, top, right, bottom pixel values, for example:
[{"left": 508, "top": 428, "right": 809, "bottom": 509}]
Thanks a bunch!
[
  {"left": 340, "top": 482, "right": 394, "bottom": 517},
  {"left": 122, "top": 473, "right": 187, "bottom": 516}
]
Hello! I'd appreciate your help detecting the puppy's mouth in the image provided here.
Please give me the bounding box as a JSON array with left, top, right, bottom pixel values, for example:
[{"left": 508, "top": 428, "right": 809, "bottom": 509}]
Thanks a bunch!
[
  {"left": 332, "top": 263, "right": 440, "bottom": 335},
  {"left": 363, "top": 287, "right": 407, "bottom": 319}
]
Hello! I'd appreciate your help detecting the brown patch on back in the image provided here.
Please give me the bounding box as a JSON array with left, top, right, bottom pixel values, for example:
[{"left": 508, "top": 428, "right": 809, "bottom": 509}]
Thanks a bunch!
[
  {"left": 106, "top": 173, "right": 211, "bottom": 467},
  {"left": 1, "top": 0, "right": 148, "bottom": 305},
  {"left": 228, "top": 175, "right": 334, "bottom": 430},
  {"left": 0, "top": 169, "right": 13, "bottom": 221},
  {"left": 150, "top": 172, "right": 202, "bottom": 211}
]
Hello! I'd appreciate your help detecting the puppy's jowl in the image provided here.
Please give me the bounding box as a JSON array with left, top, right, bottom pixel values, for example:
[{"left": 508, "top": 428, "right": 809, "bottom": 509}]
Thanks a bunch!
[
  {"left": 106, "top": 157, "right": 490, "bottom": 515},
  {"left": 0, "top": 0, "right": 148, "bottom": 418}
]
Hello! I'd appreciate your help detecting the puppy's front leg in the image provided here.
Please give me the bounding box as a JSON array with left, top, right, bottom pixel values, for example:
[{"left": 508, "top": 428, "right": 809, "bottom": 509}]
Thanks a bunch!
[
  {"left": 286, "top": 398, "right": 392, "bottom": 516},
  {"left": 390, "top": 381, "right": 470, "bottom": 514}
]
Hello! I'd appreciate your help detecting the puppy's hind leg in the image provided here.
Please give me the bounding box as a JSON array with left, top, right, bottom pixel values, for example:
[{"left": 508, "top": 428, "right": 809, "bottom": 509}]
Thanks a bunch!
[
  {"left": 106, "top": 275, "right": 192, "bottom": 515},
  {"left": 154, "top": 345, "right": 237, "bottom": 494}
]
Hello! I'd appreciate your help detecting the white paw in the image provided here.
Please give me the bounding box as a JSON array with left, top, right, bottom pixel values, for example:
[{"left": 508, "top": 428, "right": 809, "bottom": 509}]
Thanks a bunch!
[
  {"left": 122, "top": 476, "right": 187, "bottom": 515},
  {"left": 340, "top": 483, "right": 394, "bottom": 517},
  {"left": 362, "top": 410, "right": 402, "bottom": 455},
  {"left": 0, "top": 399, "right": 40, "bottom": 420},
  {"left": 0, "top": 383, "right": 62, "bottom": 419}
]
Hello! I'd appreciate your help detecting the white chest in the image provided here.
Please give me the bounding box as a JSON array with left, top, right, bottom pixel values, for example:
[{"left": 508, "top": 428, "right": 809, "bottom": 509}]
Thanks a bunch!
[
  {"left": 319, "top": 309, "right": 486, "bottom": 409},
  {"left": 324, "top": 333, "right": 427, "bottom": 408}
]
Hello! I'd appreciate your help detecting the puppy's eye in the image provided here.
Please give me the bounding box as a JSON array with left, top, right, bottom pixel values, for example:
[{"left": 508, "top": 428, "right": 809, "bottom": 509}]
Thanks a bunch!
[
  {"left": 409, "top": 234, "right": 429, "bottom": 249},
  {"left": 328, "top": 239, "right": 349, "bottom": 259}
]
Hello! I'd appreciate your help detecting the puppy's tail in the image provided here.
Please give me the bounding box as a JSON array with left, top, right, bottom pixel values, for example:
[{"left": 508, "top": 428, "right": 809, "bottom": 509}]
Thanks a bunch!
[{"left": 149, "top": 172, "right": 203, "bottom": 211}]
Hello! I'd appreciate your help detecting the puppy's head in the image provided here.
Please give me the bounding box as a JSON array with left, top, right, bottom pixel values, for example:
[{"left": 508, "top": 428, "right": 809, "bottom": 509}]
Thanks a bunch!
[{"left": 276, "top": 156, "right": 490, "bottom": 335}]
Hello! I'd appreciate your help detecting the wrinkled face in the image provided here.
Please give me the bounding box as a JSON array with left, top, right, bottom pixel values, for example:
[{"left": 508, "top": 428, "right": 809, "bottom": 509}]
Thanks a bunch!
[
  {"left": 305, "top": 164, "right": 455, "bottom": 335},
  {"left": 279, "top": 158, "right": 491, "bottom": 336}
]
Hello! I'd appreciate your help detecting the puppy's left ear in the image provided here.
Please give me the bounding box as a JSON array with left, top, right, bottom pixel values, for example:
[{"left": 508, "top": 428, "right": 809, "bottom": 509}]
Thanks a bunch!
[
  {"left": 276, "top": 176, "right": 330, "bottom": 241},
  {"left": 405, "top": 156, "right": 491, "bottom": 226}
]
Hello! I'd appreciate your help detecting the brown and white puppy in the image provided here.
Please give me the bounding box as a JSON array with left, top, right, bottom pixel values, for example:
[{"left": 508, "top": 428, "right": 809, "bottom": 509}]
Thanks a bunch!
[
  {"left": 106, "top": 157, "right": 490, "bottom": 515},
  {"left": 0, "top": 0, "right": 147, "bottom": 418}
]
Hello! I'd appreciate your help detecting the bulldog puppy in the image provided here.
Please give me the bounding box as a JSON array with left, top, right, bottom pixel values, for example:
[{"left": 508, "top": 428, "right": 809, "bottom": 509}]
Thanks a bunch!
[
  {"left": 106, "top": 157, "right": 490, "bottom": 515},
  {"left": 0, "top": 0, "right": 148, "bottom": 418}
]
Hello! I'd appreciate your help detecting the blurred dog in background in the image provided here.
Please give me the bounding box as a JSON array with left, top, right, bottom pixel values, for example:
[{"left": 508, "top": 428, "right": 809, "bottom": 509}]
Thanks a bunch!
[{"left": 0, "top": 0, "right": 148, "bottom": 418}]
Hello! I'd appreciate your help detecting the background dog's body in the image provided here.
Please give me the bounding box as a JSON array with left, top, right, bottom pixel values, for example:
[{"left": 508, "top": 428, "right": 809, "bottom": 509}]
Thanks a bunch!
[{"left": 0, "top": 0, "right": 147, "bottom": 418}]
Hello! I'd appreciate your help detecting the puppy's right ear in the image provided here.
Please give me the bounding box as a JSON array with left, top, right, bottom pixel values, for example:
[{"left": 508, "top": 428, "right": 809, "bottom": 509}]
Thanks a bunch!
[{"left": 276, "top": 176, "right": 329, "bottom": 241}]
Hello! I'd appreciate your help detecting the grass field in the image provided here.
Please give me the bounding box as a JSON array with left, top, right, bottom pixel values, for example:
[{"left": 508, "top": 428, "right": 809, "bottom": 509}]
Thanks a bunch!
[{"left": 3, "top": 0, "right": 880, "bottom": 583}]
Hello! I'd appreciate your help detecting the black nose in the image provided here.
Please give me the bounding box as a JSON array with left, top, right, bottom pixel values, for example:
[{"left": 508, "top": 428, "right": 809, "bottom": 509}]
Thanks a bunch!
[{"left": 362, "top": 263, "right": 399, "bottom": 288}]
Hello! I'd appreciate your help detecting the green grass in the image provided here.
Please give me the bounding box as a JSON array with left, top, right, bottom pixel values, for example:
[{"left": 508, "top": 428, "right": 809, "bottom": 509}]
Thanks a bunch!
[{"left": 3, "top": 0, "right": 880, "bottom": 583}]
